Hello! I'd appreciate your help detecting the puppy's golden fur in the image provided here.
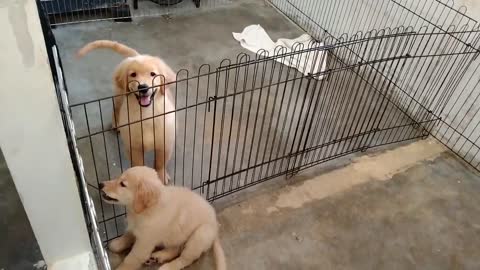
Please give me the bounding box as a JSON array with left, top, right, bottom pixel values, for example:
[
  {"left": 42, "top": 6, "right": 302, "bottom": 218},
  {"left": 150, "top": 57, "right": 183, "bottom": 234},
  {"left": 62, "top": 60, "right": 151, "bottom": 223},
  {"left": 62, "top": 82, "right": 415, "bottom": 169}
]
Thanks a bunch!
[
  {"left": 101, "top": 166, "right": 226, "bottom": 270},
  {"left": 77, "top": 40, "right": 175, "bottom": 183}
]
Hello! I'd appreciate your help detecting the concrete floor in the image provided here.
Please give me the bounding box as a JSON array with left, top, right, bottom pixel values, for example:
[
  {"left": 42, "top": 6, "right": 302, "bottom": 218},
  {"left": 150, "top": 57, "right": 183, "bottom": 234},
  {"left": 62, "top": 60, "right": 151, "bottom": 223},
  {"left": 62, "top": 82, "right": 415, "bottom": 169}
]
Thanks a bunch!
[
  {"left": 212, "top": 140, "right": 480, "bottom": 270},
  {"left": 0, "top": 150, "right": 45, "bottom": 270},
  {"left": 106, "top": 139, "right": 480, "bottom": 270}
]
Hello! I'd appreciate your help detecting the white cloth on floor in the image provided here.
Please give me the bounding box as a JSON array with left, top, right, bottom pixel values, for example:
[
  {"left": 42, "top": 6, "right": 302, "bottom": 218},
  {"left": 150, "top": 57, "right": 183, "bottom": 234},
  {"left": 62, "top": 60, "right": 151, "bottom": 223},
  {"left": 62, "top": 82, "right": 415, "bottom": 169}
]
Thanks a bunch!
[{"left": 233, "top": 24, "right": 327, "bottom": 80}]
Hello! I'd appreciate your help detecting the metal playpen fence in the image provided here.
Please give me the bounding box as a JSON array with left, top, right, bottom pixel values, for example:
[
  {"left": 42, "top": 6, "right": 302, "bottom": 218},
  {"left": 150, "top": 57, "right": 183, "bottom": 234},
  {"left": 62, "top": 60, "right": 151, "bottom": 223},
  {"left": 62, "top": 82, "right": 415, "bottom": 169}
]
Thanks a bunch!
[{"left": 38, "top": 0, "right": 480, "bottom": 269}]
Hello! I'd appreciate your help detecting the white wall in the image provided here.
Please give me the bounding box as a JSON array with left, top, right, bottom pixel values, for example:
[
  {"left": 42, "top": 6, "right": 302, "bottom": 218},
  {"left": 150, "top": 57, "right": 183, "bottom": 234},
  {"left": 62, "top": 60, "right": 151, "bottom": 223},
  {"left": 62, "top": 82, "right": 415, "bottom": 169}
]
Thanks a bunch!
[{"left": 0, "top": 0, "right": 94, "bottom": 268}]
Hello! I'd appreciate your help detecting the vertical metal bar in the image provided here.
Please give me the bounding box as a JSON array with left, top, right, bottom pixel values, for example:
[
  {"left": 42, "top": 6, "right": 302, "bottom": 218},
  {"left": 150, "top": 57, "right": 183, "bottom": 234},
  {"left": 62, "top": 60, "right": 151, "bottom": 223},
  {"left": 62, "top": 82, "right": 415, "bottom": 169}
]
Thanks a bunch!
[
  {"left": 206, "top": 69, "right": 220, "bottom": 201},
  {"left": 222, "top": 59, "right": 241, "bottom": 193},
  {"left": 230, "top": 55, "right": 250, "bottom": 191},
  {"left": 83, "top": 104, "right": 109, "bottom": 241},
  {"left": 173, "top": 75, "right": 178, "bottom": 184},
  {"left": 98, "top": 100, "right": 119, "bottom": 238},
  {"left": 200, "top": 65, "right": 211, "bottom": 194},
  {"left": 183, "top": 72, "right": 189, "bottom": 187},
  {"left": 212, "top": 64, "right": 230, "bottom": 197}
]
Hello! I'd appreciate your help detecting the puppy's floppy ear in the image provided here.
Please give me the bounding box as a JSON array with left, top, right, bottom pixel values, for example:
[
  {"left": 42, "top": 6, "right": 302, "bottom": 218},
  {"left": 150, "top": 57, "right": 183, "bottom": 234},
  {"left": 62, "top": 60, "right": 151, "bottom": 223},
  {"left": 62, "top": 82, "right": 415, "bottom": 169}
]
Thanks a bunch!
[
  {"left": 133, "top": 180, "right": 159, "bottom": 214},
  {"left": 114, "top": 61, "right": 129, "bottom": 94},
  {"left": 155, "top": 58, "right": 176, "bottom": 95}
]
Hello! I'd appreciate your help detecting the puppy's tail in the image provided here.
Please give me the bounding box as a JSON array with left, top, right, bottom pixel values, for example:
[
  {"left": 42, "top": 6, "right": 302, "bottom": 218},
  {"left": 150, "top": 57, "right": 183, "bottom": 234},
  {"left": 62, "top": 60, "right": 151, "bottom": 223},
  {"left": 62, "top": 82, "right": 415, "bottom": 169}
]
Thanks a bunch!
[
  {"left": 76, "top": 40, "right": 139, "bottom": 58},
  {"left": 213, "top": 237, "right": 226, "bottom": 270}
]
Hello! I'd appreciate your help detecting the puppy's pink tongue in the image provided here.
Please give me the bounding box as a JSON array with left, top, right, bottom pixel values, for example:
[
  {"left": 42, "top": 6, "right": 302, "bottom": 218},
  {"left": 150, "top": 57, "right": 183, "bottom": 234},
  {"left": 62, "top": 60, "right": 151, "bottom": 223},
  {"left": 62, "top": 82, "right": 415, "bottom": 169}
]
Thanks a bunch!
[{"left": 140, "top": 96, "right": 150, "bottom": 106}]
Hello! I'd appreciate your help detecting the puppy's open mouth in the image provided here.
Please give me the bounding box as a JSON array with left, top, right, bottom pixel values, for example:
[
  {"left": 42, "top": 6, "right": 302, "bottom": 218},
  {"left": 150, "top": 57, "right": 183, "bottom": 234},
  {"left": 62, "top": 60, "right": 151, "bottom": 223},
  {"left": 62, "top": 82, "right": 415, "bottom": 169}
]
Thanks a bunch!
[
  {"left": 134, "top": 90, "right": 157, "bottom": 107},
  {"left": 101, "top": 191, "right": 118, "bottom": 202}
]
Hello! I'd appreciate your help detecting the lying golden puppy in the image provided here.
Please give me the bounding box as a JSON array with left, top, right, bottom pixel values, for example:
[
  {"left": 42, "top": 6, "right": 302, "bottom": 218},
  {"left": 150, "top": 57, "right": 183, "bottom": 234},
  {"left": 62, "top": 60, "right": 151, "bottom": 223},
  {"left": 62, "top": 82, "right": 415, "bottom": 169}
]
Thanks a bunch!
[{"left": 100, "top": 166, "right": 226, "bottom": 270}]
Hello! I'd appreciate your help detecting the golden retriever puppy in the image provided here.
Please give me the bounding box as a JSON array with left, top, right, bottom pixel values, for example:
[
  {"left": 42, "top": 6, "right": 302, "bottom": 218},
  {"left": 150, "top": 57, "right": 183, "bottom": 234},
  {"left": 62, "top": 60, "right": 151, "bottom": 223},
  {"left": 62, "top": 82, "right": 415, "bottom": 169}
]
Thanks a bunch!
[
  {"left": 77, "top": 40, "right": 175, "bottom": 184},
  {"left": 100, "top": 166, "right": 226, "bottom": 270}
]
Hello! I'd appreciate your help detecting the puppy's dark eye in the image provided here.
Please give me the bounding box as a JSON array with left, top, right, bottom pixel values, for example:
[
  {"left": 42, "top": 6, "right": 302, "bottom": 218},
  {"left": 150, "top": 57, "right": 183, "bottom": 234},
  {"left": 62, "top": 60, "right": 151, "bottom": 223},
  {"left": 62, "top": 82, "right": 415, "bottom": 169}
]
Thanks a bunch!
[
  {"left": 120, "top": 181, "right": 126, "bottom": 187},
  {"left": 150, "top": 72, "right": 156, "bottom": 76},
  {"left": 130, "top": 72, "right": 137, "bottom": 77}
]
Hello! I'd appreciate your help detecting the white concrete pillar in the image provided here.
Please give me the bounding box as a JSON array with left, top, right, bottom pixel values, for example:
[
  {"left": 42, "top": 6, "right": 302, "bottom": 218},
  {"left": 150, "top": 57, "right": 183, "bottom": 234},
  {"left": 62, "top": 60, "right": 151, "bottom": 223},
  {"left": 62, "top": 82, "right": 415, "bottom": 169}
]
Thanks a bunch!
[{"left": 0, "top": 0, "right": 94, "bottom": 268}]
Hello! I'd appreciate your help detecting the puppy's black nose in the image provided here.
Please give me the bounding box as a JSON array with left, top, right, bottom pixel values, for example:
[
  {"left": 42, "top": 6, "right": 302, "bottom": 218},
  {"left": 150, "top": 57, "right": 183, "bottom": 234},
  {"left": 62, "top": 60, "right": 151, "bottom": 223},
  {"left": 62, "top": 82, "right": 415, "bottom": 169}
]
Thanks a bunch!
[
  {"left": 99, "top": 183, "right": 105, "bottom": 189},
  {"left": 138, "top": 84, "right": 149, "bottom": 94}
]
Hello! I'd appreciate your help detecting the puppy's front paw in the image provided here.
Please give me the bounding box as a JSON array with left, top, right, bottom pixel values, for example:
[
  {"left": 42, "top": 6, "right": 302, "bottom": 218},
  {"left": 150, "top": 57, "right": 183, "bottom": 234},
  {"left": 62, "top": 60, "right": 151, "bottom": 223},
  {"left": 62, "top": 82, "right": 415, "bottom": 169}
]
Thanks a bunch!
[
  {"left": 109, "top": 238, "right": 128, "bottom": 253},
  {"left": 157, "top": 172, "right": 170, "bottom": 185},
  {"left": 164, "top": 173, "right": 170, "bottom": 185},
  {"left": 144, "top": 257, "right": 159, "bottom": 266}
]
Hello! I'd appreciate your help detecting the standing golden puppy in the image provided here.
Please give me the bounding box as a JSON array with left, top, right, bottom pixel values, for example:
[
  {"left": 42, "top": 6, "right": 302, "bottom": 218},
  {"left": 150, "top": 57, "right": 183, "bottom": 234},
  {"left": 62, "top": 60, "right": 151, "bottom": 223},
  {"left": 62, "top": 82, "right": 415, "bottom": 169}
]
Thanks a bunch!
[
  {"left": 77, "top": 40, "right": 175, "bottom": 183},
  {"left": 100, "top": 166, "right": 226, "bottom": 270}
]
